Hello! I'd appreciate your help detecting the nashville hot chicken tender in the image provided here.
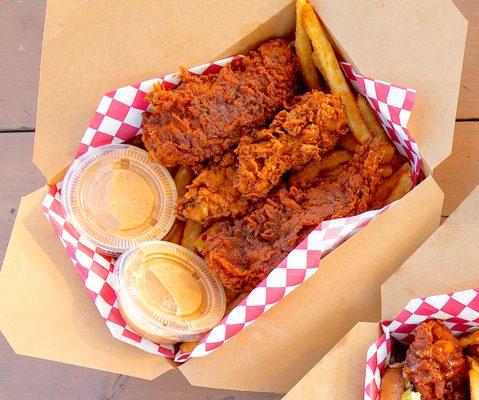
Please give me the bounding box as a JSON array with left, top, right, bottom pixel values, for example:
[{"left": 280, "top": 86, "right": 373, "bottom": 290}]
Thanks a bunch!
[
  {"left": 200, "top": 138, "right": 385, "bottom": 292},
  {"left": 142, "top": 39, "right": 299, "bottom": 167},
  {"left": 404, "top": 320, "right": 468, "bottom": 400},
  {"left": 177, "top": 91, "right": 348, "bottom": 223},
  {"left": 236, "top": 91, "right": 348, "bottom": 200}
]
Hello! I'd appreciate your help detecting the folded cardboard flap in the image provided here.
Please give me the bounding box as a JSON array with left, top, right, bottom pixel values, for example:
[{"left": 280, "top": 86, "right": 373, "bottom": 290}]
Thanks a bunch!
[
  {"left": 311, "top": 0, "right": 467, "bottom": 172},
  {"left": 0, "top": 176, "right": 443, "bottom": 390},
  {"left": 381, "top": 185, "right": 479, "bottom": 320},
  {"left": 35, "top": 0, "right": 467, "bottom": 184},
  {"left": 0, "top": 188, "right": 175, "bottom": 379},
  {"left": 2, "top": 0, "right": 467, "bottom": 393},
  {"left": 180, "top": 177, "right": 443, "bottom": 393},
  {"left": 283, "top": 186, "right": 479, "bottom": 399},
  {"left": 282, "top": 322, "right": 381, "bottom": 400}
]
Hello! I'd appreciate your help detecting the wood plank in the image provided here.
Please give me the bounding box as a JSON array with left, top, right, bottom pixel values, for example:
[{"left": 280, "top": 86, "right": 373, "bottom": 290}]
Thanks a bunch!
[
  {"left": 0, "top": 1, "right": 46, "bottom": 131},
  {"left": 0, "top": 132, "right": 44, "bottom": 266},
  {"left": 113, "top": 372, "right": 282, "bottom": 400},
  {"left": 0, "top": 326, "right": 279, "bottom": 400},
  {"left": 0, "top": 333, "right": 119, "bottom": 400},
  {"left": 453, "top": 0, "right": 479, "bottom": 119},
  {"left": 434, "top": 121, "right": 479, "bottom": 216},
  {"left": 0, "top": 0, "right": 477, "bottom": 132}
]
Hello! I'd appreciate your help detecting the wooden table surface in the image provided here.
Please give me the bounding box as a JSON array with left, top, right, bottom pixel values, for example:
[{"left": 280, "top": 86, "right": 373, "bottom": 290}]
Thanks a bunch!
[{"left": 0, "top": 1, "right": 477, "bottom": 399}]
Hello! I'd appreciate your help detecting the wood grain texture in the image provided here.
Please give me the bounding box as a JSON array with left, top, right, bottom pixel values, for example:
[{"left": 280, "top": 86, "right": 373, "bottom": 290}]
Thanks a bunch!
[
  {"left": 0, "top": 132, "right": 44, "bottom": 265},
  {"left": 0, "top": 0, "right": 46, "bottom": 131},
  {"left": 434, "top": 121, "right": 479, "bottom": 216},
  {"left": 0, "top": 327, "right": 281, "bottom": 400},
  {"left": 453, "top": 0, "right": 479, "bottom": 119}
]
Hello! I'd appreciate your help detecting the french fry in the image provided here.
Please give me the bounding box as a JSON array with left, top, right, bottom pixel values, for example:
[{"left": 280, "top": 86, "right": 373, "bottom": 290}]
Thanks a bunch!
[
  {"left": 194, "top": 235, "right": 206, "bottom": 253},
  {"left": 338, "top": 134, "right": 361, "bottom": 153},
  {"left": 180, "top": 340, "right": 200, "bottom": 354},
  {"left": 357, "top": 94, "right": 395, "bottom": 163},
  {"left": 460, "top": 330, "right": 479, "bottom": 348},
  {"left": 371, "top": 163, "right": 411, "bottom": 209},
  {"left": 381, "top": 164, "right": 393, "bottom": 178},
  {"left": 469, "top": 356, "right": 479, "bottom": 400},
  {"left": 385, "top": 168, "right": 413, "bottom": 205},
  {"left": 301, "top": 3, "right": 371, "bottom": 144},
  {"left": 289, "top": 149, "right": 352, "bottom": 187},
  {"left": 323, "top": 165, "right": 345, "bottom": 178},
  {"left": 163, "top": 220, "right": 185, "bottom": 245},
  {"left": 174, "top": 165, "right": 194, "bottom": 197},
  {"left": 295, "top": 0, "right": 321, "bottom": 90},
  {"left": 181, "top": 220, "right": 203, "bottom": 252}
]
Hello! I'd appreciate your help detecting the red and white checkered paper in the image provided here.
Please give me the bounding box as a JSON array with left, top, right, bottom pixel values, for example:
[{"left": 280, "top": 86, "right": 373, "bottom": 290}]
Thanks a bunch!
[
  {"left": 363, "top": 288, "right": 479, "bottom": 400},
  {"left": 42, "top": 54, "right": 420, "bottom": 362}
]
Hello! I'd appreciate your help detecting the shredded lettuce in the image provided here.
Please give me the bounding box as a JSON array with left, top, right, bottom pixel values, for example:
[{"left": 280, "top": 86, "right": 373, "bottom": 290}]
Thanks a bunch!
[{"left": 402, "top": 388, "right": 421, "bottom": 400}]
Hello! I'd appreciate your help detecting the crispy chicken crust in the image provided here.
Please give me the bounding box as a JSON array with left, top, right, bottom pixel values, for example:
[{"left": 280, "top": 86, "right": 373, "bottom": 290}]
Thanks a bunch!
[
  {"left": 404, "top": 320, "right": 468, "bottom": 400},
  {"left": 236, "top": 91, "right": 348, "bottom": 200},
  {"left": 199, "top": 138, "right": 385, "bottom": 292},
  {"left": 142, "top": 39, "right": 299, "bottom": 167},
  {"left": 177, "top": 91, "right": 348, "bottom": 224}
]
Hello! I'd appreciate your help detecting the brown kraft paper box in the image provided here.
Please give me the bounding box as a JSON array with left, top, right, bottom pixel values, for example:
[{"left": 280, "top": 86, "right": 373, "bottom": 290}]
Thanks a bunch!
[
  {"left": 283, "top": 185, "right": 479, "bottom": 399},
  {"left": 0, "top": 0, "right": 467, "bottom": 393}
]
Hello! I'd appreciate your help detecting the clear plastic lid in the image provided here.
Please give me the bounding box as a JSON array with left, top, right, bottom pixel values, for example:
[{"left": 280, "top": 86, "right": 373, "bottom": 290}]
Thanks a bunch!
[
  {"left": 62, "top": 144, "right": 177, "bottom": 255},
  {"left": 114, "top": 241, "right": 226, "bottom": 344}
]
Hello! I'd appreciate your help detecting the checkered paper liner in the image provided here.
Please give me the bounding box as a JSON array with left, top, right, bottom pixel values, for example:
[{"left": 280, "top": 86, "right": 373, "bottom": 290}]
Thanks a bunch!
[
  {"left": 42, "top": 53, "right": 420, "bottom": 362},
  {"left": 363, "top": 288, "right": 479, "bottom": 400}
]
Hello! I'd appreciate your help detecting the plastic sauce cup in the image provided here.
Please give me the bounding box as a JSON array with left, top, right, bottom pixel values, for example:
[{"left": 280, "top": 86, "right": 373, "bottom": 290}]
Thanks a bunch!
[
  {"left": 114, "top": 241, "right": 226, "bottom": 344},
  {"left": 62, "top": 144, "right": 177, "bottom": 256}
]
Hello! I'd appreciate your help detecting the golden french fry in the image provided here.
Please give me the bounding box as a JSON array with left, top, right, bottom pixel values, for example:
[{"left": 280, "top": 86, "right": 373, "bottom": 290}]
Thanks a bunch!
[
  {"left": 295, "top": 0, "right": 321, "bottom": 90},
  {"left": 174, "top": 165, "right": 194, "bottom": 197},
  {"left": 357, "top": 94, "right": 395, "bottom": 163},
  {"left": 194, "top": 235, "right": 206, "bottom": 253},
  {"left": 180, "top": 340, "right": 200, "bottom": 354},
  {"left": 338, "top": 134, "right": 361, "bottom": 153},
  {"left": 460, "top": 330, "right": 479, "bottom": 348},
  {"left": 323, "top": 165, "right": 345, "bottom": 178},
  {"left": 469, "top": 356, "right": 479, "bottom": 400},
  {"left": 181, "top": 220, "right": 203, "bottom": 252},
  {"left": 385, "top": 167, "right": 413, "bottom": 205},
  {"left": 289, "top": 149, "right": 352, "bottom": 188},
  {"left": 163, "top": 220, "right": 185, "bottom": 245},
  {"left": 301, "top": 3, "right": 371, "bottom": 144},
  {"left": 371, "top": 163, "right": 410, "bottom": 209},
  {"left": 382, "top": 164, "right": 393, "bottom": 178}
]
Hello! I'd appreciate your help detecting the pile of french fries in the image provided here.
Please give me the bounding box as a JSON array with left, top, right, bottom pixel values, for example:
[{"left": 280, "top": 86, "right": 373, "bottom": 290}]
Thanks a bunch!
[{"left": 295, "top": 0, "right": 413, "bottom": 207}]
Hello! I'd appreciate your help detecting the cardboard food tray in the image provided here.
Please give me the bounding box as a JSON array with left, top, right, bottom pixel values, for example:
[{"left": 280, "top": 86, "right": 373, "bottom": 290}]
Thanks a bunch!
[
  {"left": 43, "top": 53, "right": 420, "bottom": 363},
  {"left": 0, "top": 0, "right": 467, "bottom": 393},
  {"left": 283, "top": 186, "right": 479, "bottom": 399}
]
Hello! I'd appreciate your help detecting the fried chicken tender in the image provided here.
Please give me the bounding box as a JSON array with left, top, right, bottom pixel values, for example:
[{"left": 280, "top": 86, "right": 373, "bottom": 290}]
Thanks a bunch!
[
  {"left": 199, "top": 137, "right": 385, "bottom": 292},
  {"left": 142, "top": 38, "right": 299, "bottom": 167},
  {"left": 404, "top": 320, "right": 468, "bottom": 400},
  {"left": 176, "top": 153, "right": 250, "bottom": 224},
  {"left": 236, "top": 91, "right": 348, "bottom": 200},
  {"left": 177, "top": 91, "right": 348, "bottom": 224}
]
